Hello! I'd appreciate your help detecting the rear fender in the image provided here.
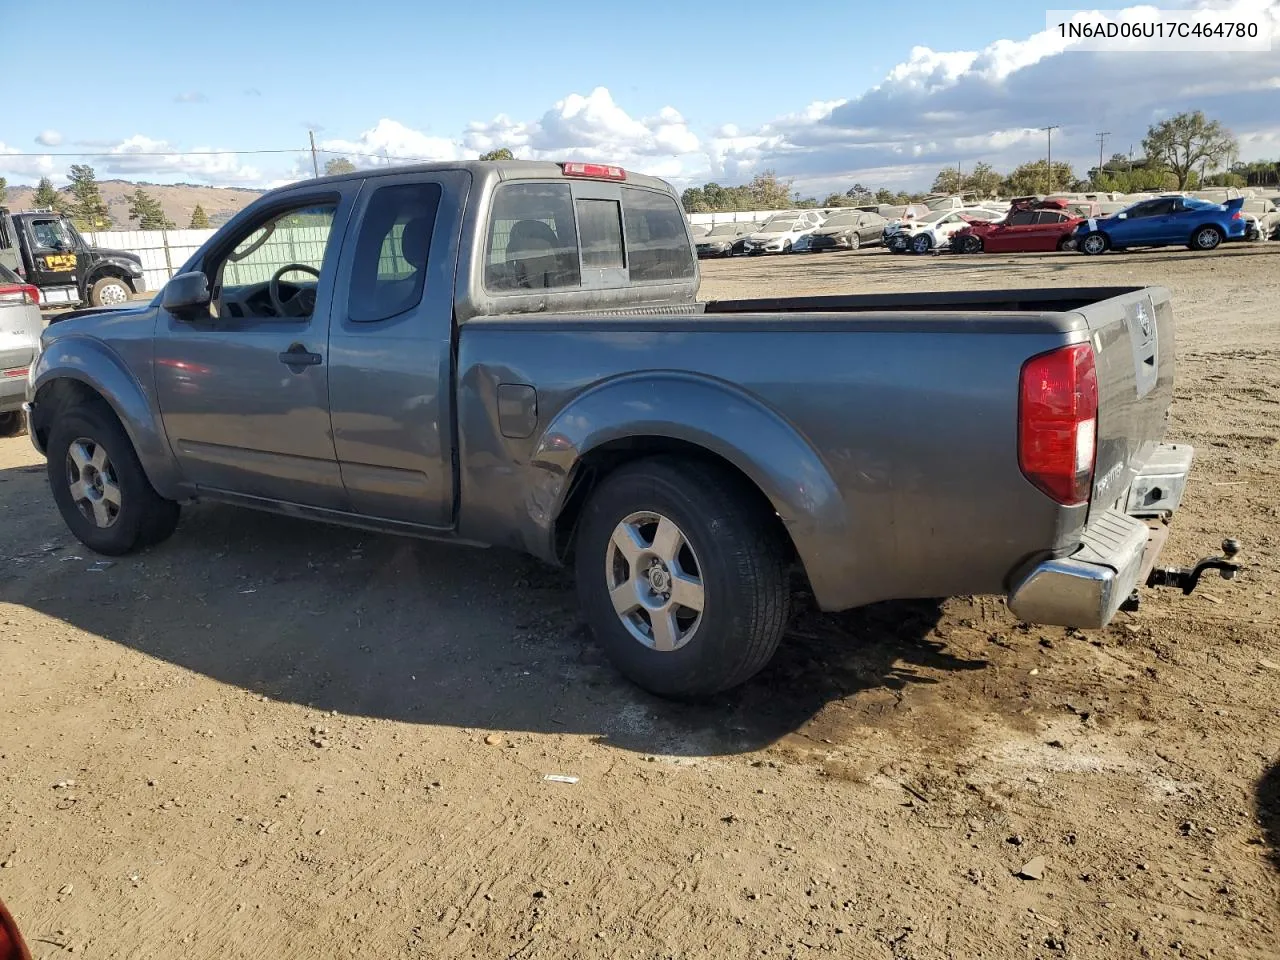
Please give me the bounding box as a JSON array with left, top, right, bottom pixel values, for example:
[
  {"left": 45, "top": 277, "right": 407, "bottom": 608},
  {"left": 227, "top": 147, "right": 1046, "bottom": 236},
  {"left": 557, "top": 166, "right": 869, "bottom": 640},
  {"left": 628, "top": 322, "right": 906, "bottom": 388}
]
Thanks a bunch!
[
  {"left": 530, "top": 372, "right": 852, "bottom": 605},
  {"left": 29, "top": 336, "right": 182, "bottom": 495}
]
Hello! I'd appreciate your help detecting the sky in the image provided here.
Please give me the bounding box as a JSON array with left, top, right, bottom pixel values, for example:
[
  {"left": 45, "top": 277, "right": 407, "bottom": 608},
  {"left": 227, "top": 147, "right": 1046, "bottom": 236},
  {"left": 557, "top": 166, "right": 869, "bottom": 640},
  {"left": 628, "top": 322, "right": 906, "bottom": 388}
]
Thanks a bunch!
[{"left": 1, "top": 0, "right": 1277, "bottom": 195}]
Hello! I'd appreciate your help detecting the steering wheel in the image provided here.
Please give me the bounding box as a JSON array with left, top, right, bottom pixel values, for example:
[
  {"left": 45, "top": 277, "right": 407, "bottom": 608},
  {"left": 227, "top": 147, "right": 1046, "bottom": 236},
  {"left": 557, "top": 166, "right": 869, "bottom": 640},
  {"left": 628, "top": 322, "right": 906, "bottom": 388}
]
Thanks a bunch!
[{"left": 269, "top": 263, "right": 321, "bottom": 317}]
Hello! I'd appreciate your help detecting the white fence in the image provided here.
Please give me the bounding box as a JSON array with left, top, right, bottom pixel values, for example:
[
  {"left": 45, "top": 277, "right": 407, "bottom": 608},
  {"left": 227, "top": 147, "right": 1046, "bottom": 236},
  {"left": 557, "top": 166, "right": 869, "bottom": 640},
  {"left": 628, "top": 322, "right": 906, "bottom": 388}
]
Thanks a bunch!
[{"left": 84, "top": 228, "right": 216, "bottom": 293}]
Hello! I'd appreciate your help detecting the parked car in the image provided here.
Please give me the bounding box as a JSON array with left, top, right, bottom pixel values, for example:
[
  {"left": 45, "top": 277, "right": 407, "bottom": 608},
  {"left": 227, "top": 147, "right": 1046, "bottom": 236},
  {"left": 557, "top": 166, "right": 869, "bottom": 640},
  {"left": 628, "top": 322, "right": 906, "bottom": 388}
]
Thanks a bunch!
[
  {"left": 0, "top": 263, "right": 43, "bottom": 436},
  {"left": 729, "top": 223, "right": 762, "bottom": 257},
  {"left": 25, "top": 159, "right": 1234, "bottom": 699},
  {"left": 805, "top": 210, "right": 888, "bottom": 251},
  {"left": 951, "top": 198, "right": 1083, "bottom": 254},
  {"left": 741, "top": 212, "right": 823, "bottom": 255},
  {"left": 695, "top": 222, "right": 750, "bottom": 258},
  {"left": 0, "top": 209, "right": 147, "bottom": 308},
  {"left": 1240, "top": 198, "right": 1280, "bottom": 241},
  {"left": 1075, "top": 195, "right": 1247, "bottom": 254},
  {"left": 686, "top": 221, "right": 712, "bottom": 239},
  {"left": 886, "top": 207, "right": 1004, "bottom": 254}
]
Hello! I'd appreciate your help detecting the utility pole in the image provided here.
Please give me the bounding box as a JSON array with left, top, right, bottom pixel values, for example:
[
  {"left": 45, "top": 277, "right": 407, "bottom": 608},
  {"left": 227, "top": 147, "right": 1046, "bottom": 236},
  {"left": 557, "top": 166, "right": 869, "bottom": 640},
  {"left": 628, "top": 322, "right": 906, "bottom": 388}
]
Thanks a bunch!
[
  {"left": 308, "top": 130, "right": 320, "bottom": 178},
  {"left": 1096, "top": 131, "right": 1110, "bottom": 185},
  {"left": 1041, "top": 125, "right": 1060, "bottom": 194}
]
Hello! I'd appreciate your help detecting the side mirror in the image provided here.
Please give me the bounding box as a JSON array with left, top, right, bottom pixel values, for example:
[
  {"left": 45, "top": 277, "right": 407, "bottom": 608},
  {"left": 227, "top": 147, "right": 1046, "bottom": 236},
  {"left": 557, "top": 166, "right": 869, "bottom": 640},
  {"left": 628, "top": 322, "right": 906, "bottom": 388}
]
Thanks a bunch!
[{"left": 162, "top": 271, "right": 212, "bottom": 315}]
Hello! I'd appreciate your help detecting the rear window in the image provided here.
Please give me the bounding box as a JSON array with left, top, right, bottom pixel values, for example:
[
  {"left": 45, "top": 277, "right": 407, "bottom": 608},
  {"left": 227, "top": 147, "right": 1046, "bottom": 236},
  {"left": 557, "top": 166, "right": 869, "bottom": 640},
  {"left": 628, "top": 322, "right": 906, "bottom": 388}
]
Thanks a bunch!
[
  {"left": 485, "top": 183, "right": 582, "bottom": 292},
  {"left": 576, "top": 198, "right": 625, "bottom": 269},
  {"left": 623, "top": 188, "right": 695, "bottom": 282}
]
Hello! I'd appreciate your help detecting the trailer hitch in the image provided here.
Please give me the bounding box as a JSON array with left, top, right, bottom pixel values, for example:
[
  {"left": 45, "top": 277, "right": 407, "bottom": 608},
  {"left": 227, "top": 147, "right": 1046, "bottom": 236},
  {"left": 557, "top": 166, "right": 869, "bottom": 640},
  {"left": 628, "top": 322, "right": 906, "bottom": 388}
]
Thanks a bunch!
[{"left": 1121, "top": 539, "right": 1241, "bottom": 612}]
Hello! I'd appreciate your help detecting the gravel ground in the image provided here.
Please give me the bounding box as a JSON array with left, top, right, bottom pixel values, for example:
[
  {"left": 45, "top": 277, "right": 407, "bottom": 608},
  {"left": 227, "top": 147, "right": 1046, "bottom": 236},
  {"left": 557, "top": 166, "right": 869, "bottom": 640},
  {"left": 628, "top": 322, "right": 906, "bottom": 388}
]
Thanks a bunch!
[{"left": 1, "top": 243, "right": 1277, "bottom": 959}]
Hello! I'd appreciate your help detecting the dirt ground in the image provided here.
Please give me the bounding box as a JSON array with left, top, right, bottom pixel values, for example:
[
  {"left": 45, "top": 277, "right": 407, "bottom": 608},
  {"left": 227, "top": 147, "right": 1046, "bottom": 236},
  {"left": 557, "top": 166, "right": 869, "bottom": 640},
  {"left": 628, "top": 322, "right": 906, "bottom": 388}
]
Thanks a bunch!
[{"left": 2, "top": 244, "right": 1278, "bottom": 960}]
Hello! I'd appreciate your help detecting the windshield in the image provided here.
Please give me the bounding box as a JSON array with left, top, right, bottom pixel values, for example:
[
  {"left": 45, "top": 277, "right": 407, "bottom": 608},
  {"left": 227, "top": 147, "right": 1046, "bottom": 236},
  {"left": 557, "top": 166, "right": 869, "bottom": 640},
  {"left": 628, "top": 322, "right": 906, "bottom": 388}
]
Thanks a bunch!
[
  {"left": 706, "top": 224, "right": 740, "bottom": 237},
  {"left": 760, "top": 220, "right": 795, "bottom": 233},
  {"left": 822, "top": 213, "right": 860, "bottom": 228},
  {"left": 920, "top": 210, "right": 950, "bottom": 224}
]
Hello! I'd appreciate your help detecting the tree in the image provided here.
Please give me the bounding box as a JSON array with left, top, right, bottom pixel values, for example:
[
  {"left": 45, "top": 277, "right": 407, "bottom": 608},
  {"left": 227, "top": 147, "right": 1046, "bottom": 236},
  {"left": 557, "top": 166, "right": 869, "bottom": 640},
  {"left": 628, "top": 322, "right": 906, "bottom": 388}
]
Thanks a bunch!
[
  {"left": 845, "top": 183, "right": 872, "bottom": 202},
  {"left": 1143, "top": 110, "right": 1236, "bottom": 190},
  {"left": 67, "top": 164, "right": 111, "bottom": 231},
  {"left": 324, "top": 157, "right": 357, "bottom": 175},
  {"left": 964, "top": 162, "right": 1003, "bottom": 198},
  {"left": 744, "top": 170, "right": 793, "bottom": 210},
  {"left": 479, "top": 148, "right": 515, "bottom": 161},
  {"left": 1001, "top": 160, "right": 1078, "bottom": 197},
  {"left": 33, "top": 176, "right": 64, "bottom": 212},
  {"left": 822, "top": 192, "right": 856, "bottom": 207},
  {"left": 127, "top": 188, "right": 175, "bottom": 230},
  {"left": 874, "top": 188, "right": 898, "bottom": 204},
  {"left": 188, "top": 204, "right": 211, "bottom": 229},
  {"left": 931, "top": 168, "right": 964, "bottom": 195}
]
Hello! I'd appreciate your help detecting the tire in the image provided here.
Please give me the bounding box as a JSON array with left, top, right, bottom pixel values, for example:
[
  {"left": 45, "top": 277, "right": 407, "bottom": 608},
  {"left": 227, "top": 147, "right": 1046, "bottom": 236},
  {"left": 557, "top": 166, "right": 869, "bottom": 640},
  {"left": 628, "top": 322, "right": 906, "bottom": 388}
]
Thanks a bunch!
[
  {"left": 90, "top": 275, "right": 131, "bottom": 308},
  {"left": 1079, "top": 232, "right": 1108, "bottom": 255},
  {"left": 910, "top": 233, "right": 933, "bottom": 255},
  {"left": 961, "top": 235, "right": 983, "bottom": 254},
  {"left": 1190, "top": 225, "right": 1223, "bottom": 251},
  {"left": 574, "top": 457, "right": 790, "bottom": 700},
  {"left": 0, "top": 411, "right": 24, "bottom": 437},
  {"left": 783, "top": 240, "right": 793, "bottom": 254},
  {"left": 1056, "top": 235, "right": 1077, "bottom": 252},
  {"left": 47, "top": 402, "right": 180, "bottom": 555},
  {"left": 848, "top": 233, "right": 860, "bottom": 251}
]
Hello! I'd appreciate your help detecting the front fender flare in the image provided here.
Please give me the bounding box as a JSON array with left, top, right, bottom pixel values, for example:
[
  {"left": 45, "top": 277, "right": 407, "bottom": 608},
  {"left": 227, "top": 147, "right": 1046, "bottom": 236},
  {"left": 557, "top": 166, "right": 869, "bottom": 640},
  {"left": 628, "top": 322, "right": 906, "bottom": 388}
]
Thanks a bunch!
[
  {"left": 29, "top": 336, "right": 182, "bottom": 496},
  {"left": 530, "top": 372, "right": 852, "bottom": 606}
]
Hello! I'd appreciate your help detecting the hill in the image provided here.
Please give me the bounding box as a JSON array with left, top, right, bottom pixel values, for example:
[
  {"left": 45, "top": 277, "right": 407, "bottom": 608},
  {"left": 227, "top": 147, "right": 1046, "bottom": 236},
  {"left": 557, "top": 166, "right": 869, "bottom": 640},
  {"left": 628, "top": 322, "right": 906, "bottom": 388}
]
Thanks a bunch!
[{"left": 3, "top": 179, "right": 266, "bottom": 230}]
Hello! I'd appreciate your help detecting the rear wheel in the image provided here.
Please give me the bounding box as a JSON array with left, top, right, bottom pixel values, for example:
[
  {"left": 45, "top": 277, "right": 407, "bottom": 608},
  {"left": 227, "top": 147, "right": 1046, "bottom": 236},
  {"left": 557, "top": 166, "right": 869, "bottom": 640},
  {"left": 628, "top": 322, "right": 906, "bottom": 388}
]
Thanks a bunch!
[
  {"left": 961, "top": 235, "right": 983, "bottom": 254},
  {"left": 1056, "top": 235, "right": 1077, "bottom": 252},
  {"left": 1079, "top": 232, "right": 1108, "bottom": 255},
  {"left": 574, "top": 457, "right": 790, "bottom": 700},
  {"left": 90, "top": 275, "right": 132, "bottom": 308},
  {"left": 1190, "top": 226, "right": 1223, "bottom": 251},
  {"left": 0, "top": 412, "right": 24, "bottom": 437},
  {"left": 47, "top": 403, "right": 180, "bottom": 555}
]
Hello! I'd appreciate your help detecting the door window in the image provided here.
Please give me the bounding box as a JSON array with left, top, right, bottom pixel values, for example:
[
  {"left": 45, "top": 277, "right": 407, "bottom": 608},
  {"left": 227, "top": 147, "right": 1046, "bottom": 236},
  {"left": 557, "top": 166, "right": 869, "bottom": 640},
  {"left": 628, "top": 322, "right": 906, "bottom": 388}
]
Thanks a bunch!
[
  {"left": 209, "top": 203, "right": 337, "bottom": 320},
  {"left": 1006, "top": 211, "right": 1036, "bottom": 226},
  {"left": 348, "top": 182, "right": 442, "bottom": 323},
  {"left": 30, "top": 218, "right": 71, "bottom": 251}
]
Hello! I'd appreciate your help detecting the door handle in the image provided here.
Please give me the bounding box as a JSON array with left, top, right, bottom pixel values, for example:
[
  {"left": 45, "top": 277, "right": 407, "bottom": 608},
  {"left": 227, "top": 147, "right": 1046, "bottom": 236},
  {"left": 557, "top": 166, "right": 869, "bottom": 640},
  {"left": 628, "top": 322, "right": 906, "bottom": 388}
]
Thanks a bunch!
[{"left": 278, "top": 343, "right": 322, "bottom": 368}]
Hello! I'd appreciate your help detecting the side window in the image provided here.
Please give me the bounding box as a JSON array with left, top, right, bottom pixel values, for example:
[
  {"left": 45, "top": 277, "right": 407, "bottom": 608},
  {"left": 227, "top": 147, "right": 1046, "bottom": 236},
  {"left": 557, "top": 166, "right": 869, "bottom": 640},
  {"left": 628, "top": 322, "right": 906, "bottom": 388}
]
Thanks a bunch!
[
  {"left": 1127, "top": 202, "right": 1157, "bottom": 219},
  {"left": 31, "top": 219, "right": 70, "bottom": 250},
  {"left": 576, "top": 198, "right": 625, "bottom": 269},
  {"left": 348, "top": 182, "right": 442, "bottom": 323},
  {"left": 622, "top": 187, "right": 695, "bottom": 283},
  {"left": 1007, "top": 211, "right": 1036, "bottom": 226},
  {"left": 485, "top": 183, "right": 581, "bottom": 292},
  {"left": 210, "top": 202, "right": 337, "bottom": 320}
]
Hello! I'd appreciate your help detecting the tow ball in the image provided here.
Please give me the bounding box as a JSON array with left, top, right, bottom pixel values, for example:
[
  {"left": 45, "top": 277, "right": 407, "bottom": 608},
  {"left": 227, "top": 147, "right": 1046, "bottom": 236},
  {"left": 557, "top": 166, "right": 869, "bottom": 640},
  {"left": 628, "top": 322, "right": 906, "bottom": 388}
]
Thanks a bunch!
[{"left": 1121, "top": 539, "right": 1242, "bottom": 612}]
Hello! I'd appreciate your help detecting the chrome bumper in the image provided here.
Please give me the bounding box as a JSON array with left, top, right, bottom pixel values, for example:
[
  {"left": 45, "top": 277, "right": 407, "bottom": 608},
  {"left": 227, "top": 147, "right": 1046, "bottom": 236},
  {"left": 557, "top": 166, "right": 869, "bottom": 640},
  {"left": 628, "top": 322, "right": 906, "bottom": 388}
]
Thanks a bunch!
[{"left": 1007, "top": 443, "right": 1191, "bottom": 628}]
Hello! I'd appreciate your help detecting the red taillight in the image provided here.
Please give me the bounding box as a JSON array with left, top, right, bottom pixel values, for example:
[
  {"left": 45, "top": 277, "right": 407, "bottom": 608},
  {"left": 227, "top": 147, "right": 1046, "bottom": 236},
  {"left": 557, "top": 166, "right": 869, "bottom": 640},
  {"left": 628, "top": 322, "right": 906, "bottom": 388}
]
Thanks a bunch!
[
  {"left": 1231, "top": 211, "right": 1243, "bottom": 220},
  {"left": 560, "top": 162, "right": 627, "bottom": 181},
  {"left": 0, "top": 283, "right": 39, "bottom": 306},
  {"left": 1018, "top": 343, "right": 1098, "bottom": 506}
]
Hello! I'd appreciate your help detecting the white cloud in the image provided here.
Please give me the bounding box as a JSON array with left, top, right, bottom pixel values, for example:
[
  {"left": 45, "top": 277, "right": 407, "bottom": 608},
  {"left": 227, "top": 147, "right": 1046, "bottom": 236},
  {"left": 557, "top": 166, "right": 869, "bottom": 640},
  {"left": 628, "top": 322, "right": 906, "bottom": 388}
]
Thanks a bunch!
[
  {"left": 1, "top": 1, "right": 1276, "bottom": 195},
  {"left": 35, "top": 130, "right": 62, "bottom": 147},
  {"left": 174, "top": 91, "right": 208, "bottom": 104}
]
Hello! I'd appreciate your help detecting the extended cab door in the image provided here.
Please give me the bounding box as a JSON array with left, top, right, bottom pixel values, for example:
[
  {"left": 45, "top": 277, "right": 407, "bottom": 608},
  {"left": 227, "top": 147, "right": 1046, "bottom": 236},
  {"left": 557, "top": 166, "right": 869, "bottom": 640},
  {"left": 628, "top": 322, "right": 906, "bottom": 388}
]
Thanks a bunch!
[
  {"left": 326, "top": 170, "right": 469, "bottom": 528},
  {"left": 22, "top": 216, "right": 81, "bottom": 295},
  {"left": 154, "top": 187, "right": 355, "bottom": 508}
]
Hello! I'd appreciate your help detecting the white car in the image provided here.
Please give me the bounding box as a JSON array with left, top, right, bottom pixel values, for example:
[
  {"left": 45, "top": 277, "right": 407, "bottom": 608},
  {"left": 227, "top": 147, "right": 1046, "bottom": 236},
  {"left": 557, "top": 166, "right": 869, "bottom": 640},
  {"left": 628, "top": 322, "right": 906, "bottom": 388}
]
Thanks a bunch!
[
  {"left": 0, "top": 263, "right": 44, "bottom": 436},
  {"left": 742, "top": 212, "right": 825, "bottom": 255},
  {"left": 885, "top": 207, "right": 1005, "bottom": 254}
]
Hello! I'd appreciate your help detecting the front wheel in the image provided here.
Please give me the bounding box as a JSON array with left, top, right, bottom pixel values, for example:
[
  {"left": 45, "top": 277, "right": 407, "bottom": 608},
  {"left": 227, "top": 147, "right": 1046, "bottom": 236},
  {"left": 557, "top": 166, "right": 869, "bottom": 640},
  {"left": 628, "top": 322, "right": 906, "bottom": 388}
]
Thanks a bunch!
[
  {"left": 574, "top": 457, "right": 790, "bottom": 699},
  {"left": 910, "top": 233, "right": 933, "bottom": 254},
  {"left": 47, "top": 403, "right": 180, "bottom": 555},
  {"left": 961, "top": 235, "right": 983, "bottom": 254},
  {"left": 90, "top": 275, "right": 132, "bottom": 307},
  {"left": 848, "top": 233, "right": 860, "bottom": 251},
  {"left": 1079, "top": 232, "right": 1108, "bottom": 255},
  {"left": 782, "top": 240, "right": 793, "bottom": 254},
  {"left": 1190, "top": 226, "right": 1224, "bottom": 251}
]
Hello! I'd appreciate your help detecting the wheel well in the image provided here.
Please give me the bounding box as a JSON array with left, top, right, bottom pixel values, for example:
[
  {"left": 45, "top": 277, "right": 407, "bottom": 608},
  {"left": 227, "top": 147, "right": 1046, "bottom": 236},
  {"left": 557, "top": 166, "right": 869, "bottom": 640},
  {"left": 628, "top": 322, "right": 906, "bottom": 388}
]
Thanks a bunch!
[
  {"left": 1192, "top": 223, "right": 1225, "bottom": 237},
  {"left": 88, "top": 265, "right": 137, "bottom": 291},
  {"left": 552, "top": 436, "right": 800, "bottom": 570},
  {"left": 30, "top": 379, "right": 113, "bottom": 453}
]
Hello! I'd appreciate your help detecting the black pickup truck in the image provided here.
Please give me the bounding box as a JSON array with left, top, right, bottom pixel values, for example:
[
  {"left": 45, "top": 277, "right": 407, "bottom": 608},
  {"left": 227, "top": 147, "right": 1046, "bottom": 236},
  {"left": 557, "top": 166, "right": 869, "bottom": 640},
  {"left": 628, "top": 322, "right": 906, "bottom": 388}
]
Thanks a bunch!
[{"left": 0, "top": 208, "right": 146, "bottom": 308}]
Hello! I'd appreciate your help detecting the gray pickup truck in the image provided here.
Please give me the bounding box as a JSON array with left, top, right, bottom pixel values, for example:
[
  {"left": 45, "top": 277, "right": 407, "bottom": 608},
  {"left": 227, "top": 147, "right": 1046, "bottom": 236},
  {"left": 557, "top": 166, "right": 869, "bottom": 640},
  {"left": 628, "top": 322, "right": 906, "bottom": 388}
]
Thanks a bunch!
[{"left": 23, "top": 160, "right": 1239, "bottom": 699}]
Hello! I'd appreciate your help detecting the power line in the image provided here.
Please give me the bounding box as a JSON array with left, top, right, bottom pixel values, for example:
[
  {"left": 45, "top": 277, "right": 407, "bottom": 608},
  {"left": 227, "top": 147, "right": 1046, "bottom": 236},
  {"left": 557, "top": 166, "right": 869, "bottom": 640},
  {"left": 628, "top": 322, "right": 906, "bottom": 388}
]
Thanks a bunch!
[
  {"left": 1096, "top": 131, "right": 1111, "bottom": 182},
  {"left": 0, "top": 147, "right": 305, "bottom": 157},
  {"left": 1041, "top": 125, "right": 1060, "bottom": 193}
]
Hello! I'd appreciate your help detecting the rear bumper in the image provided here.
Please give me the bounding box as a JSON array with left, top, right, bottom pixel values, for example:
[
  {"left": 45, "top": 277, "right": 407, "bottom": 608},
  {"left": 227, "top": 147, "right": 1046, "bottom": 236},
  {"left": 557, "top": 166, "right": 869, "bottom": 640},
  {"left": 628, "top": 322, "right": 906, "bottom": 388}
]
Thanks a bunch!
[{"left": 1007, "top": 443, "right": 1192, "bottom": 628}]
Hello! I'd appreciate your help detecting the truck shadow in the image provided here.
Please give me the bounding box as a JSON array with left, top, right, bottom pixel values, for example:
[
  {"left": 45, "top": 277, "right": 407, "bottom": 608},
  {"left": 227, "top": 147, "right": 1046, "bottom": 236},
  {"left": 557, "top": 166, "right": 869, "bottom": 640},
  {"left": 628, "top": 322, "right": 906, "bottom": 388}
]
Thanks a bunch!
[
  {"left": 1259, "top": 758, "right": 1280, "bottom": 872},
  {"left": 1, "top": 464, "right": 986, "bottom": 757}
]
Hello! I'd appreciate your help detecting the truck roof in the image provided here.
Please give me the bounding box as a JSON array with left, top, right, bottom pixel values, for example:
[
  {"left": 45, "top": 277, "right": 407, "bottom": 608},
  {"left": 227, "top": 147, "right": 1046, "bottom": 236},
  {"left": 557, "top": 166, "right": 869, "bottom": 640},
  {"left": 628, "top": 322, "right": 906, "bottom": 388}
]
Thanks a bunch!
[{"left": 305, "top": 159, "right": 676, "bottom": 194}]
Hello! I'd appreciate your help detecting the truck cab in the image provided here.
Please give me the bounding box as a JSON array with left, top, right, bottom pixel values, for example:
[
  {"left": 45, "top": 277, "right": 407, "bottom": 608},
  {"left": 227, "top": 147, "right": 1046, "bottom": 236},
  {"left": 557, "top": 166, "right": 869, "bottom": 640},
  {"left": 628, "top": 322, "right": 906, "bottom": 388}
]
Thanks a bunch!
[{"left": 2, "top": 210, "right": 145, "bottom": 308}]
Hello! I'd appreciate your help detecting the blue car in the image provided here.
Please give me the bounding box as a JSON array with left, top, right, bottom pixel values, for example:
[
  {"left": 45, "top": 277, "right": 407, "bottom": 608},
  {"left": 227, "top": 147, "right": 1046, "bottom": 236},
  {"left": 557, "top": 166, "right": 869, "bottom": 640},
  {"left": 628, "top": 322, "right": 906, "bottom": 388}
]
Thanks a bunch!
[{"left": 1075, "top": 195, "right": 1246, "bottom": 255}]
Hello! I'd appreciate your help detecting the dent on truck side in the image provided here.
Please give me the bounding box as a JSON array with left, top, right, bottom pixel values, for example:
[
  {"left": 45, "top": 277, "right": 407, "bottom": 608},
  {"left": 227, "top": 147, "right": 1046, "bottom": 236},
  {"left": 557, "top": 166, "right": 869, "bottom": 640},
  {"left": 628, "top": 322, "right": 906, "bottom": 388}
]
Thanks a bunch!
[
  {"left": 30, "top": 333, "right": 182, "bottom": 496},
  {"left": 457, "top": 365, "right": 852, "bottom": 603}
]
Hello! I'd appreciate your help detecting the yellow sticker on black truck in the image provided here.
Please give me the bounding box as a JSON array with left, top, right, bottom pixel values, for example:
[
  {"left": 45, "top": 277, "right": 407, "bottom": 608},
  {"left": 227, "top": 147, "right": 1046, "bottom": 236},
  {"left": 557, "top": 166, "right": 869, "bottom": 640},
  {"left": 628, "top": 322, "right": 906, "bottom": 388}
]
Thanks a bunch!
[{"left": 42, "top": 253, "right": 77, "bottom": 271}]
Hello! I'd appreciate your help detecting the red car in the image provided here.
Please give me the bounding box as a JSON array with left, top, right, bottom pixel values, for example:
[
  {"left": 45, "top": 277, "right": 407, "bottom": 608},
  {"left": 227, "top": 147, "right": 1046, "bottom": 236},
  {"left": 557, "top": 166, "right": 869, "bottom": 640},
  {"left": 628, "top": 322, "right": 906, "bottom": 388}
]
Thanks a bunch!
[{"left": 951, "top": 198, "right": 1087, "bottom": 254}]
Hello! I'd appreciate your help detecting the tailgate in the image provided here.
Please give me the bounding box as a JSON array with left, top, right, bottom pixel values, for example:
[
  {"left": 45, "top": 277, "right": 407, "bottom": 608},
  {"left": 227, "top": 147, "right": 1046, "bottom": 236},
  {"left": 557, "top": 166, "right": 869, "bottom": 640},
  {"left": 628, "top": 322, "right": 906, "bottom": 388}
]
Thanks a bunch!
[
  {"left": 1079, "top": 286, "right": 1175, "bottom": 512},
  {"left": 0, "top": 302, "right": 42, "bottom": 374}
]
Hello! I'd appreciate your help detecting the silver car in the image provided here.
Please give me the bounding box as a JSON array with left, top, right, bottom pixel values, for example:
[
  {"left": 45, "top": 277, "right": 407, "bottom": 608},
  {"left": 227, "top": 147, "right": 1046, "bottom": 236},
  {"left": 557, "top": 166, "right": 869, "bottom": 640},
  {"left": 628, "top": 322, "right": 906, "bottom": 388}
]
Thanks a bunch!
[{"left": 0, "top": 263, "right": 43, "bottom": 435}]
